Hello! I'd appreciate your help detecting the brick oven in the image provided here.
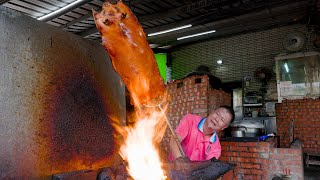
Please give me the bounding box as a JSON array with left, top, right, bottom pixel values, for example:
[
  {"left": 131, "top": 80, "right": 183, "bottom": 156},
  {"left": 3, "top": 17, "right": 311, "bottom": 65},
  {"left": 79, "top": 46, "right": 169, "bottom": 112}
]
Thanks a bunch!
[
  {"left": 276, "top": 99, "right": 320, "bottom": 167},
  {"left": 162, "top": 74, "right": 306, "bottom": 180},
  {"left": 276, "top": 99, "right": 320, "bottom": 154},
  {"left": 220, "top": 138, "right": 304, "bottom": 179}
]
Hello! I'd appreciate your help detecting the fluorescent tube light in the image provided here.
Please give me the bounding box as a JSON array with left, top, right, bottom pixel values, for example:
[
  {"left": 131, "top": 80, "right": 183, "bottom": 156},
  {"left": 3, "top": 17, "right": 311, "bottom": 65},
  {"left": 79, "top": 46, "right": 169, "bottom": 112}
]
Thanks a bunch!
[
  {"left": 149, "top": 44, "right": 159, "bottom": 48},
  {"left": 177, "top": 30, "right": 216, "bottom": 40},
  {"left": 158, "top": 45, "right": 172, "bottom": 49},
  {"left": 37, "top": 0, "right": 86, "bottom": 21},
  {"left": 284, "top": 63, "right": 289, "bottom": 72},
  {"left": 148, "top": 24, "right": 192, "bottom": 37}
]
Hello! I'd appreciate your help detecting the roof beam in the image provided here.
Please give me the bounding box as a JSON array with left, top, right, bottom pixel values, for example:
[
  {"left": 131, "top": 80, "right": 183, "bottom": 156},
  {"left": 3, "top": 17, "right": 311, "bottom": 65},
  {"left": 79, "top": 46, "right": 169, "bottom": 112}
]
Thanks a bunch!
[
  {"left": 78, "top": 0, "right": 220, "bottom": 37},
  {"left": 38, "top": 0, "right": 93, "bottom": 22},
  {"left": 138, "top": 0, "right": 221, "bottom": 22},
  {"left": 0, "top": 0, "right": 10, "bottom": 5},
  {"left": 60, "top": 11, "right": 95, "bottom": 29},
  {"left": 145, "top": 0, "right": 306, "bottom": 35},
  {"left": 61, "top": 0, "right": 157, "bottom": 29},
  {"left": 79, "top": 0, "right": 306, "bottom": 38},
  {"left": 148, "top": 4, "right": 306, "bottom": 45}
]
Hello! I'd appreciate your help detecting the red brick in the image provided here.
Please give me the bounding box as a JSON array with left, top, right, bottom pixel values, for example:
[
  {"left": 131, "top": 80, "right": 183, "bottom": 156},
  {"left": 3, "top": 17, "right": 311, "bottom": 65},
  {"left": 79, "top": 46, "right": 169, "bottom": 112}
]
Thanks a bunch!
[
  {"left": 238, "top": 168, "right": 252, "bottom": 174},
  {"left": 287, "top": 166, "right": 303, "bottom": 173},
  {"left": 221, "top": 169, "right": 236, "bottom": 180},
  {"left": 242, "top": 175, "right": 261, "bottom": 180},
  {"left": 251, "top": 169, "right": 264, "bottom": 175},
  {"left": 238, "top": 142, "right": 258, "bottom": 147},
  {"left": 279, "top": 160, "right": 302, "bottom": 166},
  {"left": 248, "top": 147, "right": 269, "bottom": 153},
  {"left": 230, "top": 157, "right": 250, "bottom": 163},
  {"left": 269, "top": 164, "right": 280, "bottom": 171},
  {"left": 270, "top": 153, "right": 287, "bottom": 159},
  {"left": 223, "top": 151, "right": 239, "bottom": 157},
  {"left": 229, "top": 146, "right": 248, "bottom": 152},
  {"left": 219, "top": 156, "right": 230, "bottom": 162},
  {"left": 259, "top": 153, "right": 269, "bottom": 159},
  {"left": 241, "top": 163, "right": 261, "bottom": 169},
  {"left": 221, "top": 141, "right": 231, "bottom": 146},
  {"left": 239, "top": 152, "right": 261, "bottom": 158},
  {"left": 258, "top": 142, "right": 270, "bottom": 147},
  {"left": 228, "top": 142, "right": 239, "bottom": 147},
  {"left": 249, "top": 158, "right": 269, "bottom": 164}
]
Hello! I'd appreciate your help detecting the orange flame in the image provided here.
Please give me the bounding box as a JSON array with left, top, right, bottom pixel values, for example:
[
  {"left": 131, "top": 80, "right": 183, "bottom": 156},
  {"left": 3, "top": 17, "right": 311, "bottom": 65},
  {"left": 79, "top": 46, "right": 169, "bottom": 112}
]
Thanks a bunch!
[
  {"left": 92, "top": 1, "right": 169, "bottom": 178},
  {"left": 118, "top": 110, "right": 167, "bottom": 180}
]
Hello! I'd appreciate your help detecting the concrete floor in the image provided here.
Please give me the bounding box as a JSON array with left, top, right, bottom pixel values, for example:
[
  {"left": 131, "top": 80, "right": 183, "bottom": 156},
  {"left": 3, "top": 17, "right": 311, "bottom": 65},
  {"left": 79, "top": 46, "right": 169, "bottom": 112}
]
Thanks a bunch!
[{"left": 304, "top": 166, "right": 320, "bottom": 180}]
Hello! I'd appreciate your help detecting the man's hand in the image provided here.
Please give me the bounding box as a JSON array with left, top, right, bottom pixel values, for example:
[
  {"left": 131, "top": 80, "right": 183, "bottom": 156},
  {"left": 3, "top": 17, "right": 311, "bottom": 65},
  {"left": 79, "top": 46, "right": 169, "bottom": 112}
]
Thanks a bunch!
[
  {"left": 174, "top": 156, "right": 191, "bottom": 163},
  {"left": 210, "top": 157, "right": 218, "bottom": 162},
  {"left": 169, "top": 135, "right": 184, "bottom": 159},
  {"left": 172, "top": 156, "right": 192, "bottom": 171}
]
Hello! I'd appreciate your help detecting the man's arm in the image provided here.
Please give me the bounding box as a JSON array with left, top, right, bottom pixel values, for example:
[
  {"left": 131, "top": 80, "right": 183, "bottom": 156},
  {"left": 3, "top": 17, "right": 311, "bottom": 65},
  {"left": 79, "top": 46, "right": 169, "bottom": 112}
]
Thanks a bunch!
[{"left": 169, "top": 134, "right": 183, "bottom": 160}]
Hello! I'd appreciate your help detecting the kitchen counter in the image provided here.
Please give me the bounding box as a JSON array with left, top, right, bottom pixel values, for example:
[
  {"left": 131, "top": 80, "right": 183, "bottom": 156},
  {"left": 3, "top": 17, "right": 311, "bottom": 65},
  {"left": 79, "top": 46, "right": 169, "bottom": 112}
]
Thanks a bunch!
[{"left": 220, "top": 136, "right": 260, "bottom": 142}]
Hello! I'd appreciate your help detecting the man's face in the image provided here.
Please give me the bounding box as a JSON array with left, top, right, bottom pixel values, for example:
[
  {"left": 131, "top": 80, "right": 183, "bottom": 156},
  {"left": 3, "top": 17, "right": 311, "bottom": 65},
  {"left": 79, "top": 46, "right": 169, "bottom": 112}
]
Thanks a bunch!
[{"left": 204, "top": 108, "right": 232, "bottom": 134}]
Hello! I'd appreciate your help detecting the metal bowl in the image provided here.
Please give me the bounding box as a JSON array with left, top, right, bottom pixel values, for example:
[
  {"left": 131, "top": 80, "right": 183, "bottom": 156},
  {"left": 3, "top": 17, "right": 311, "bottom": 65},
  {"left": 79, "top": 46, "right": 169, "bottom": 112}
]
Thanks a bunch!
[{"left": 231, "top": 130, "right": 245, "bottom": 137}]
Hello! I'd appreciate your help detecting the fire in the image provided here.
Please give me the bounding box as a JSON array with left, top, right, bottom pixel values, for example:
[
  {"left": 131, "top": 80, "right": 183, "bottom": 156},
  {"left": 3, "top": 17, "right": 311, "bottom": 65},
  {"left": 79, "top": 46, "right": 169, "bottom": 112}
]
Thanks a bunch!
[
  {"left": 118, "top": 111, "right": 167, "bottom": 180},
  {"left": 93, "top": 1, "right": 169, "bottom": 179}
]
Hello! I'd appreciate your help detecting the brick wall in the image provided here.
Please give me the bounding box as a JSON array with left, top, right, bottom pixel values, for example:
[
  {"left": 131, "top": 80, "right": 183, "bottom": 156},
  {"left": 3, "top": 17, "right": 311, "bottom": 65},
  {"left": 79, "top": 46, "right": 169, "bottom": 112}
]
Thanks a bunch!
[
  {"left": 171, "top": 24, "right": 317, "bottom": 92},
  {"left": 161, "top": 75, "right": 231, "bottom": 157},
  {"left": 268, "top": 139, "right": 304, "bottom": 180},
  {"left": 220, "top": 140, "right": 274, "bottom": 180},
  {"left": 208, "top": 89, "right": 231, "bottom": 113},
  {"left": 220, "top": 138, "right": 303, "bottom": 180},
  {"left": 275, "top": 98, "right": 320, "bottom": 154}
]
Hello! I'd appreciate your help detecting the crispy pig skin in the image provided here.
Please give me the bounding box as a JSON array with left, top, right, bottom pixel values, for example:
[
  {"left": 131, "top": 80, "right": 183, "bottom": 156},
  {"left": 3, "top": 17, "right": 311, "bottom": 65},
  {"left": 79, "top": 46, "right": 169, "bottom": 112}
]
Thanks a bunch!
[{"left": 93, "top": 0, "right": 166, "bottom": 106}]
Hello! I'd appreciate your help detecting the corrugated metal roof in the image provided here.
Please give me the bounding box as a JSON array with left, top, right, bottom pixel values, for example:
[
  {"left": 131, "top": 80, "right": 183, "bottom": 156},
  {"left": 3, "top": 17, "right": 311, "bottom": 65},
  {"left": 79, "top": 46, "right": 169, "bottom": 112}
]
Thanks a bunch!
[{"left": 0, "top": 0, "right": 314, "bottom": 48}]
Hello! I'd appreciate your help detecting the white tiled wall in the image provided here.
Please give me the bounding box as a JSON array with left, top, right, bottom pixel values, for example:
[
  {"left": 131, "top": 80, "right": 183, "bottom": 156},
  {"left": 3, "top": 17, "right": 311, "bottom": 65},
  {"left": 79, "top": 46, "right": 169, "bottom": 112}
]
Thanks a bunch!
[{"left": 171, "top": 24, "right": 318, "bottom": 91}]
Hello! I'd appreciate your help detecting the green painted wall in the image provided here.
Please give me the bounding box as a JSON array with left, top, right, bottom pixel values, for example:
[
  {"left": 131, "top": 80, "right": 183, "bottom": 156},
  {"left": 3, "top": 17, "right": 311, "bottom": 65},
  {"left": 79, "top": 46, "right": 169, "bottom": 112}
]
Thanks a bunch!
[{"left": 155, "top": 53, "right": 167, "bottom": 82}]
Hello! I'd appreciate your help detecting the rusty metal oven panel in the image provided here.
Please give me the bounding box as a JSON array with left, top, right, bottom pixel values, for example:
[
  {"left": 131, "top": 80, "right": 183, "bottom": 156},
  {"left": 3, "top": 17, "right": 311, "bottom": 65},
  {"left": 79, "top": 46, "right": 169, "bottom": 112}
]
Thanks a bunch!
[{"left": 0, "top": 6, "right": 125, "bottom": 179}]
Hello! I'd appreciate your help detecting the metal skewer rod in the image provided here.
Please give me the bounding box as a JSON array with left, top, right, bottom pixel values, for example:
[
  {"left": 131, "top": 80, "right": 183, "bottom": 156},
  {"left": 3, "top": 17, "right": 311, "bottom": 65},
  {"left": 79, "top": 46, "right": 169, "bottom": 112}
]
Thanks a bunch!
[{"left": 157, "top": 105, "right": 186, "bottom": 158}]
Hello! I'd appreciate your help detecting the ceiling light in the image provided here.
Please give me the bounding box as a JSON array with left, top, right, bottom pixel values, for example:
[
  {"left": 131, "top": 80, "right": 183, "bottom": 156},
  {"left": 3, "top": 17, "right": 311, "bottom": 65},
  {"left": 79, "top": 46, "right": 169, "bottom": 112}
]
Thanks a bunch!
[
  {"left": 149, "top": 44, "right": 159, "bottom": 48},
  {"left": 217, "top": 60, "right": 223, "bottom": 64},
  {"left": 148, "top": 24, "right": 192, "bottom": 37},
  {"left": 158, "top": 45, "right": 172, "bottom": 49},
  {"left": 177, "top": 30, "right": 216, "bottom": 40},
  {"left": 37, "top": 0, "right": 87, "bottom": 21},
  {"left": 284, "top": 63, "right": 289, "bottom": 72}
]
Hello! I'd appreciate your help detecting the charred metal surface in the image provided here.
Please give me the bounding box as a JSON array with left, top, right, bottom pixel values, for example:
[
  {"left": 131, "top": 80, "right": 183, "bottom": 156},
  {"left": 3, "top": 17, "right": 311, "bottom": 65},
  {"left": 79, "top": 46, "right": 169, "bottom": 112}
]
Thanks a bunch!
[
  {"left": 51, "top": 160, "right": 234, "bottom": 180},
  {"left": 43, "top": 68, "right": 116, "bottom": 169},
  {"left": 52, "top": 164, "right": 128, "bottom": 180},
  {"left": 0, "top": 7, "right": 125, "bottom": 178},
  {"left": 166, "top": 160, "right": 235, "bottom": 180},
  {"left": 52, "top": 169, "right": 98, "bottom": 180}
]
